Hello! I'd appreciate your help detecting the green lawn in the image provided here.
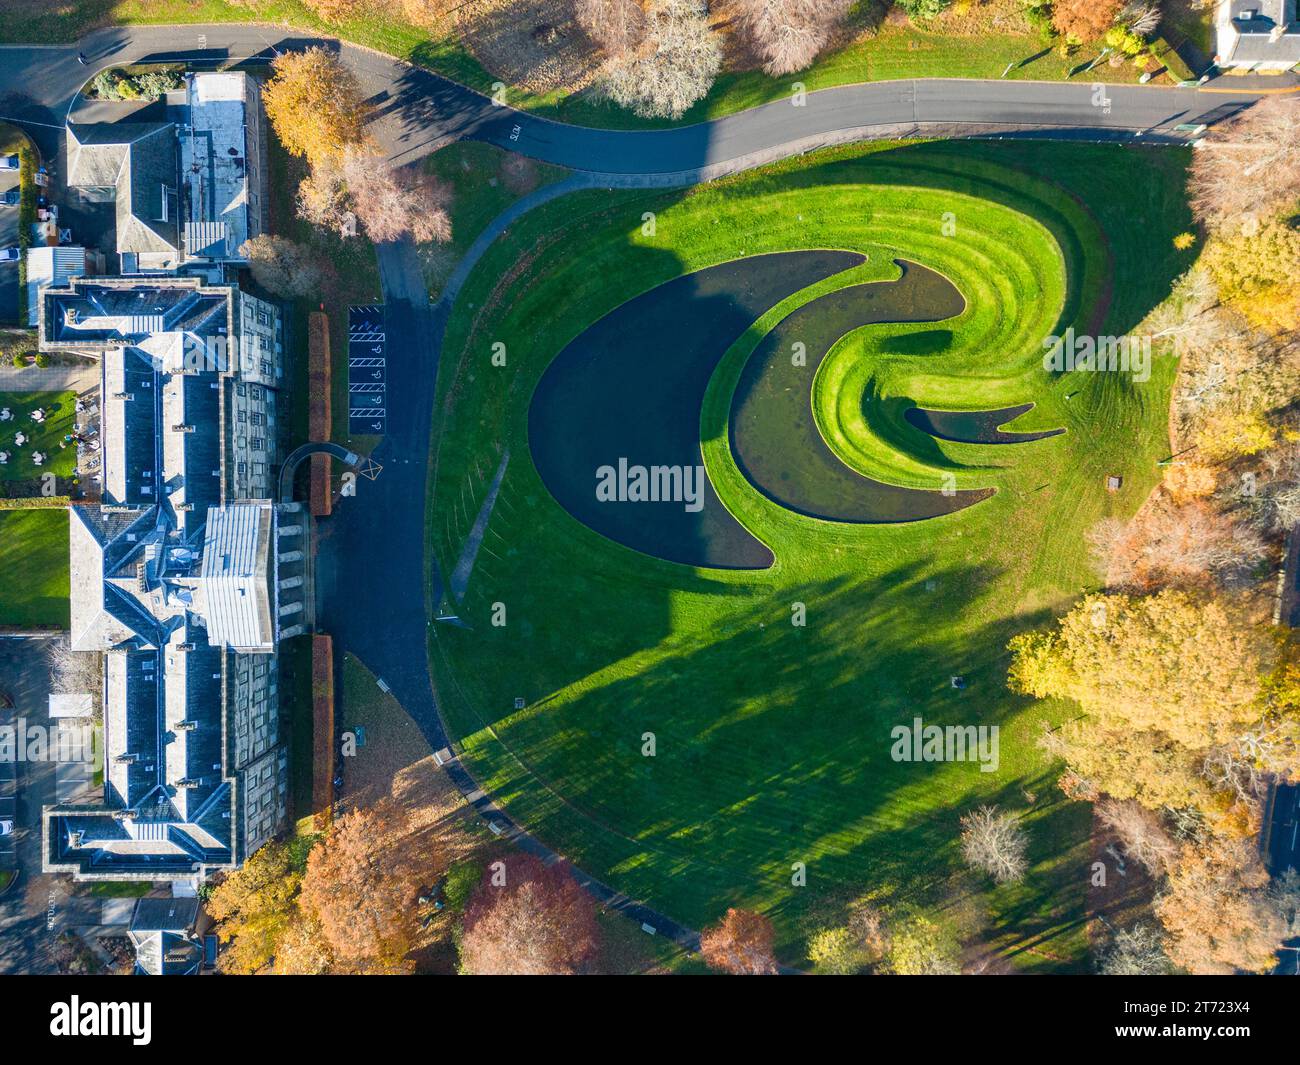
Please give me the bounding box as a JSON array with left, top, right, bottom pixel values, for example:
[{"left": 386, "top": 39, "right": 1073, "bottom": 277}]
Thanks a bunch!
[
  {"left": 422, "top": 142, "right": 568, "bottom": 297},
  {"left": 0, "top": 391, "right": 78, "bottom": 482},
  {"left": 2, "top": 2, "right": 1156, "bottom": 132},
  {"left": 87, "top": 880, "right": 152, "bottom": 898},
  {"left": 427, "top": 139, "right": 1194, "bottom": 969},
  {"left": 0, "top": 508, "right": 69, "bottom": 628}
]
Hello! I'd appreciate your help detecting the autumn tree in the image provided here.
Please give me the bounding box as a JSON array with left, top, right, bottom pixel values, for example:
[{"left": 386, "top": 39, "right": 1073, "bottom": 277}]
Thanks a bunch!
[
  {"left": 207, "top": 840, "right": 304, "bottom": 974},
  {"left": 1051, "top": 0, "right": 1122, "bottom": 40},
  {"left": 240, "top": 235, "right": 328, "bottom": 299},
  {"left": 263, "top": 47, "right": 370, "bottom": 167},
  {"left": 576, "top": 0, "right": 645, "bottom": 58},
  {"left": 298, "top": 146, "right": 453, "bottom": 244},
  {"left": 959, "top": 805, "right": 1029, "bottom": 884},
  {"left": 1189, "top": 96, "right": 1300, "bottom": 232},
  {"left": 883, "top": 912, "right": 961, "bottom": 975},
  {"left": 699, "top": 907, "right": 779, "bottom": 974},
  {"left": 458, "top": 856, "right": 599, "bottom": 975},
  {"left": 734, "top": 0, "right": 852, "bottom": 76},
  {"left": 1201, "top": 217, "right": 1300, "bottom": 333},
  {"left": 1088, "top": 494, "right": 1267, "bottom": 591},
  {"left": 602, "top": 0, "right": 721, "bottom": 119},
  {"left": 1154, "top": 836, "right": 1290, "bottom": 974},
  {"left": 298, "top": 801, "right": 426, "bottom": 972},
  {"left": 1097, "top": 923, "right": 1174, "bottom": 975},
  {"left": 1008, "top": 589, "right": 1274, "bottom": 749},
  {"left": 807, "top": 926, "right": 860, "bottom": 974}
]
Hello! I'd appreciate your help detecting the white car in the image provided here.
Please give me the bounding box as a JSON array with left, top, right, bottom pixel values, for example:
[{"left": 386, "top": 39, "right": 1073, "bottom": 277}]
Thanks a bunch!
[
  {"left": 0, "top": 819, "right": 13, "bottom": 836},
  {"left": 0, "top": 247, "right": 18, "bottom": 264}
]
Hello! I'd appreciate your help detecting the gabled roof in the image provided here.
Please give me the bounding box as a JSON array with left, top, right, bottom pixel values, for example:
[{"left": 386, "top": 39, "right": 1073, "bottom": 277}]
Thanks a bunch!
[
  {"left": 69, "top": 506, "right": 164, "bottom": 651},
  {"left": 65, "top": 121, "right": 179, "bottom": 256}
]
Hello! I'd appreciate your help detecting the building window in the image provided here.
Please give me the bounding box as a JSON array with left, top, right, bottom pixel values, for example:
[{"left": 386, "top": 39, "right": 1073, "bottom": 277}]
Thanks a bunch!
[{"left": 251, "top": 438, "right": 264, "bottom": 452}]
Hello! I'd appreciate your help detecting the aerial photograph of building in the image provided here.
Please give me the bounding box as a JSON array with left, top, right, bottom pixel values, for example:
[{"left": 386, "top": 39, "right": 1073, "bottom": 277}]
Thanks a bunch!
[{"left": 0, "top": 0, "right": 1296, "bottom": 1028}]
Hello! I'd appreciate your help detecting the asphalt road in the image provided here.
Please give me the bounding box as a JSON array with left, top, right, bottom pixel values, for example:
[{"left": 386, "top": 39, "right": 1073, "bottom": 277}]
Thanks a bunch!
[{"left": 0, "top": 24, "right": 1274, "bottom": 178}]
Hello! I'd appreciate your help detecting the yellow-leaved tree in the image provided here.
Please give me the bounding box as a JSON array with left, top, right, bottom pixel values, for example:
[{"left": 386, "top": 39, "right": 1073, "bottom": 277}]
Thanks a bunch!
[{"left": 262, "top": 47, "right": 370, "bottom": 167}]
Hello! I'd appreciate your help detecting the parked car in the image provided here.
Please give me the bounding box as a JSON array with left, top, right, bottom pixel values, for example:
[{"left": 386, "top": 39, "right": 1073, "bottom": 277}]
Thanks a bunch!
[
  {"left": 0, "top": 189, "right": 18, "bottom": 207},
  {"left": 0, "top": 819, "right": 13, "bottom": 836},
  {"left": 0, "top": 154, "right": 18, "bottom": 170},
  {"left": 0, "top": 247, "right": 18, "bottom": 263}
]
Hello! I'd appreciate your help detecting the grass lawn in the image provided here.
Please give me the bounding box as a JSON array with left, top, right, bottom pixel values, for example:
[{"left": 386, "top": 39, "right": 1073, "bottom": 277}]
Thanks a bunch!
[
  {"left": 427, "top": 138, "right": 1195, "bottom": 969},
  {"left": 421, "top": 142, "right": 568, "bottom": 298},
  {"left": 2, "top": 2, "right": 1158, "bottom": 132},
  {"left": 0, "top": 391, "right": 78, "bottom": 482},
  {"left": 87, "top": 880, "right": 152, "bottom": 898},
  {"left": 0, "top": 870, "right": 12, "bottom": 892},
  {"left": 338, "top": 651, "right": 697, "bottom": 973},
  {"left": 0, "top": 508, "right": 69, "bottom": 628}
]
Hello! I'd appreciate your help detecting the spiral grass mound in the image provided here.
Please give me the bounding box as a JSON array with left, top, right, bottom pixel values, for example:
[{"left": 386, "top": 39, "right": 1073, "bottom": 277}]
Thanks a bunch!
[{"left": 429, "top": 140, "right": 1194, "bottom": 969}]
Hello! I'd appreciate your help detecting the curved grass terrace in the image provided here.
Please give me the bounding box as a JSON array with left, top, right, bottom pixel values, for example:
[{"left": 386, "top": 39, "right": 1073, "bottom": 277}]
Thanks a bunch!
[{"left": 427, "top": 139, "right": 1194, "bottom": 967}]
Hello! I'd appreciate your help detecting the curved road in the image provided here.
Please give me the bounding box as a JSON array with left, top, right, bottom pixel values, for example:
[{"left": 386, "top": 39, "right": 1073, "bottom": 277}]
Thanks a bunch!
[
  {"left": 0, "top": 23, "right": 1278, "bottom": 177},
  {"left": 0, "top": 23, "right": 1290, "bottom": 955}
]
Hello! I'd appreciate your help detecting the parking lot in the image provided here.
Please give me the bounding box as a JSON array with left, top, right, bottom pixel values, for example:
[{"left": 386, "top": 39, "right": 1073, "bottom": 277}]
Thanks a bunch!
[{"left": 0, "top": 144, "right": 18, "bottom": 325}]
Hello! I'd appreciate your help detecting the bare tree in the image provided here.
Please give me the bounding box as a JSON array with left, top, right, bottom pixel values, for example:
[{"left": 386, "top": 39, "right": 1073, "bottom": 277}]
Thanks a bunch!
[
  {"left": 1098, "top": 923, "right": 1174, "bottom": 974},
  {"left": 575, "top": 0, "right": 645, "bottom": 58},
  {"left": 299, "top": 148, "right": 453, "bottom": 244},
  {"left": 1118, "top": 0, "right": 1162, "bottom": 34},
  {"left": 46, "top": 638, "right": 101, "bottom": 717},
  {"left": 240, "top": 235, "right": 327, "bottom": 299},
  {"left": 734, "top": 0, "right": 852, "bottom": 76},
  {"left": 959, "top": 805, "right": 1029, "bottom": 883},
  {"left": 1096, "top": 798, "right": 1178, "bottom": 876},
  {"left": 1190, "top": 96, "right": 1300, "bottom": 231},
  {"left": 602, "top": 0, "right": 721, "bottom": 119},
  {"left": 1088, "top": 493, "right": 1268, "bottom": 591}
]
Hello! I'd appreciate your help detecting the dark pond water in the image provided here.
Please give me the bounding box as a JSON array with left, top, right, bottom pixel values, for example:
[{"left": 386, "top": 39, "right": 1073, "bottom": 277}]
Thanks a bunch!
[
  {"left": 729, "top": 260, "right": 995, "bottom": 523},
  {"left": 528, "top": 250, "right": 864, "bottom": 569},
  {"left": 904, "top": 403, "right": 1064, "bottom": 444}
]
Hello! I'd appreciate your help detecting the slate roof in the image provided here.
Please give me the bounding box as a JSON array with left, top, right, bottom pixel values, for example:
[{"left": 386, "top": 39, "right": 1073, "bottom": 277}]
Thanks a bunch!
[{"left": 66, "top": 122, "right": 179, "bottom": 256}]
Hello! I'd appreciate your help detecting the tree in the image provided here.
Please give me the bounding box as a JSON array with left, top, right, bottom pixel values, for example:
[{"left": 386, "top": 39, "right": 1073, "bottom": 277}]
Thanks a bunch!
[
  {"left": 576, "top": 0, "right": 645, "bottom": 58},
  {"left": 1154, "top": 837, "right": 1290, "bottom": 974},
  {"left": 1200, "top": 218, "right": 1300, "bottom": 333},
  {"left": 1088, "top": 494, "right": 1267, "bottom": 591},
  {"left": 807, "top": 926, "right": 860, "bottom": 974},
  {"left": 1097, "top": 923, "right": 1174, "bottom": 975},
  {"left": 734, "top": 0, "right": 853, "bottom": 76},
  {"left": 1052, "top": 0, "right": 1122, "bottom": 40},
  {"left": 1008, "top": 589, "right": 1274, "bottom": 749},
  {"left": 602, "top": 0, "right": 721, "bottom": 119},
  {"left": 699, "top": 908, "right": 778, "bottom": 974},
  {"left": 883, "top": 913, "right": 961, "bottom": 975},
  {"left": 298, "top": 801, "right": 426, "bottom": 972},
  {"left": 959, "top": 805, "right": 1029, "bottom": 884},
  {"left": 263, "top": 47, "right": 370, "bottom": 167},
  {"left": 207, "top": 840, "right": 304, "bottom": 974},
  {"left": 1095, "top": 798, "right": 1178, "bottom": 876},
  {"left": 240, "top": 235, "right": 327, "bottom": 299},
  {"left": 1190, "top": 96, "right": 1300, "bottom": 231},
  {"left": 298, "top": 147, "right": 453, "bottom": 244},
  {"left": 459, "top": 856, "right": 600, "bottom": 975}
]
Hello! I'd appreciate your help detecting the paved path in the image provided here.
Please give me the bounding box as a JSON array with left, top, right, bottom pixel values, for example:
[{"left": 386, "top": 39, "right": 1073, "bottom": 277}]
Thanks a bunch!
[{"left": 0, "top": 362, "right": 97, "bottom": 394}]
